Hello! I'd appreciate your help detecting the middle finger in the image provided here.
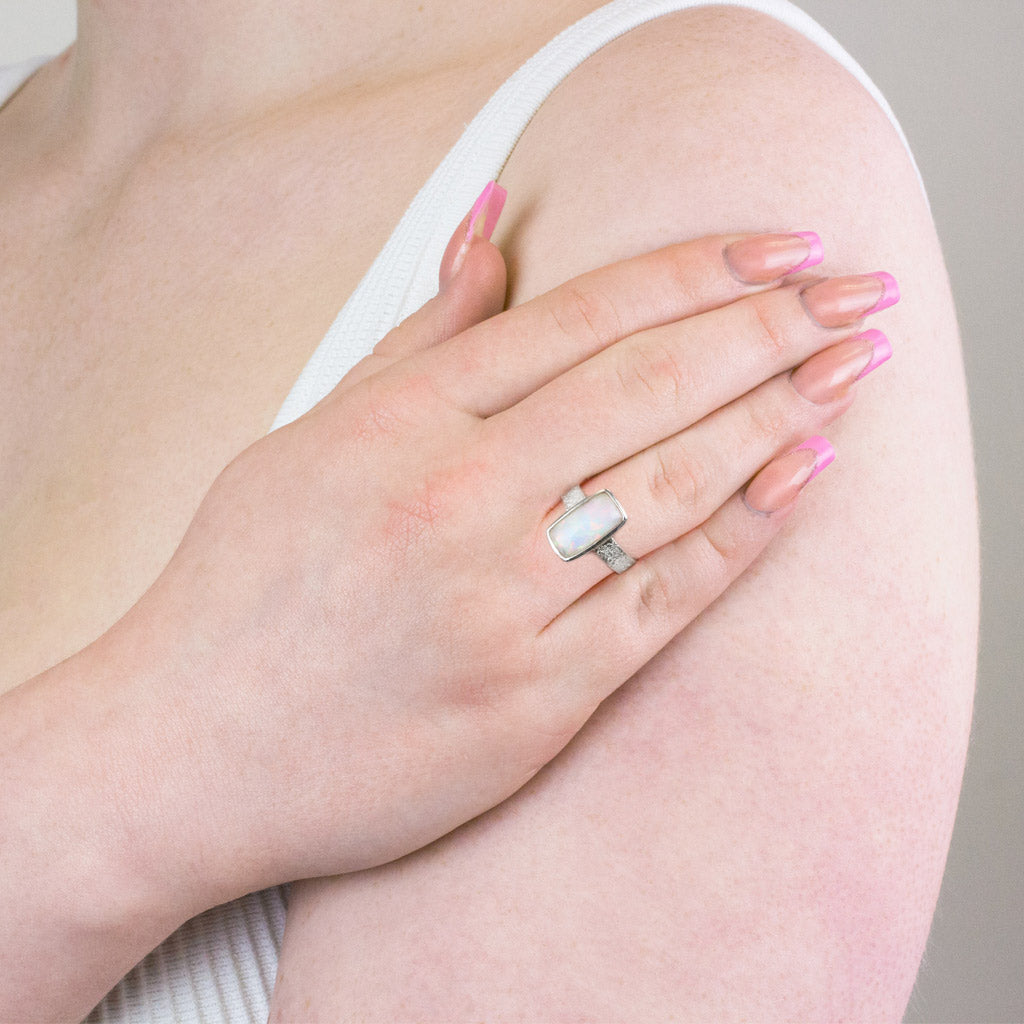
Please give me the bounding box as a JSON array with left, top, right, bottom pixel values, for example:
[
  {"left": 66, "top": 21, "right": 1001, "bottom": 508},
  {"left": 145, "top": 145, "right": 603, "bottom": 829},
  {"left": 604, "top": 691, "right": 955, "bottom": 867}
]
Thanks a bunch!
[{"left": 489, "top": 271, "right": 899, "bottom": 501}]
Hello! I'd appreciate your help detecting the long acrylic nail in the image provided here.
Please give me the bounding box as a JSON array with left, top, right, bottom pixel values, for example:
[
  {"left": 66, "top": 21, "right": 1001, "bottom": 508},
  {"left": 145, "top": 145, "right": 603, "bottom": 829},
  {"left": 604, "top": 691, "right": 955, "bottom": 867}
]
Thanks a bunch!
[
  {"left": 466, "top": 180, "right": 507, "bottom": 243},
  {"left": 801, "top": 271, "right": 900, "bottom": 328},
  {"left": 724, "top": 231, "right": 823, "bottom": 284},
  {"left": 446, "top": 180, "right": 508, "bottom": 282},
  {"left": 791, "top": 329, "right": 893, "bottom": 404},
  {"left": 743, "top": 436, "right": 836, "bottom": 514}
]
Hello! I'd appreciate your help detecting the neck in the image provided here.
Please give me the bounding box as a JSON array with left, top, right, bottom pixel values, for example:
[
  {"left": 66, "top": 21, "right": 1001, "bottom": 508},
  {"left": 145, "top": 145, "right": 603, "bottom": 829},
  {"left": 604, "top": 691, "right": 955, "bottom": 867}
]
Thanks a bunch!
[{"left": 46, "top": 0, "right": 602, "bottom": 149}]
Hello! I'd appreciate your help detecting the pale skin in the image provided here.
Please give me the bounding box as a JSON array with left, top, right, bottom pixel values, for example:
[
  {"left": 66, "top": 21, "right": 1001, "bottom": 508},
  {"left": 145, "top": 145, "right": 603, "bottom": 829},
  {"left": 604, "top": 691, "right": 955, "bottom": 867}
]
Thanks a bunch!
[{"left": 0, "top": 1, "right": 977, "bottom": 1022}]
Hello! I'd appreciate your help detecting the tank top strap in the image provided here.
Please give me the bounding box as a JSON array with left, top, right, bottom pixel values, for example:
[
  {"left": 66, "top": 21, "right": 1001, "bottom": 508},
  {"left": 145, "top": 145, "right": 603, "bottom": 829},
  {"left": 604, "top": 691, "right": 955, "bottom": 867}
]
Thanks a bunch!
[{"left": 269, "top": 0, "right": 924, "bottom": 432}]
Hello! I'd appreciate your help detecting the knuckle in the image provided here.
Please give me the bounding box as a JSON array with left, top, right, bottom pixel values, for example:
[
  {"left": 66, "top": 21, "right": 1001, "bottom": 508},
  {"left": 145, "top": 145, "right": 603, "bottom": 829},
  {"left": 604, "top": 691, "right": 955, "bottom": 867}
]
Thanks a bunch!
[
  {"left": 647, "top": 444, "right": 703, "bottom": 515},
  {"left": 747, "top": 292, "right": 791, "bottom": 362},
  {"left": 697, "top": 517, "right": 742, "bottom": 570},
  {"left": 632, "top": 559, "right": 675, "bottom": 633},
  {"left": 547, "top": 283, "right": 623, "bottom": 353},
  {"left": 741, "top": 389, "right": 791, "bottom": 444},
  {"left": 620, "top": 338, "right": 689, "bottom": 405},
  {"left": 660, "top": 244, "right": 708, "bottom": 307}
]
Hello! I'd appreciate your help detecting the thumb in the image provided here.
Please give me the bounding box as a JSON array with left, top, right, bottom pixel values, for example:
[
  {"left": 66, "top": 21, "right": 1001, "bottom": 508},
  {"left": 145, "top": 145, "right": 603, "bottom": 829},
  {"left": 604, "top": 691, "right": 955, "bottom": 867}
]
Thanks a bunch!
[
  {"left": 423, "top": 178, "right": 509, "bottom": 343},
  {"left": 359, "top": 182, "right": 509, "bottom": 375}
]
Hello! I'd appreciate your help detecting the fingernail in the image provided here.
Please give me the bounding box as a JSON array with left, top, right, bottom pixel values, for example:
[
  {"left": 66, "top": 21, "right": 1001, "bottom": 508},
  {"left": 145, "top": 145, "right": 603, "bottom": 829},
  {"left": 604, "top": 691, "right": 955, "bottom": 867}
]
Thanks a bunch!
[
  {"left": 743, "top": 436, "right": 835, "bottom": 514},
  {"left": 466, "top": 180, "right": 507, "bottom": 243},
  {"left": 801, "top": 271, "right": 901, "bottom": 328},
  {"left": 445, "top": 180, "right": 508, "bottom": 283},
  {"left": 853, "top": 327, "right": 893, "bottom": 378},
  {"left": 791, "top": 329, "right": 893, "bottom": 404},
  {"left": 863, "top": 272, "right": 900, "bottom": 316},
  {"left": 724, "top": 231, "right": 824, "bottom": 284}
]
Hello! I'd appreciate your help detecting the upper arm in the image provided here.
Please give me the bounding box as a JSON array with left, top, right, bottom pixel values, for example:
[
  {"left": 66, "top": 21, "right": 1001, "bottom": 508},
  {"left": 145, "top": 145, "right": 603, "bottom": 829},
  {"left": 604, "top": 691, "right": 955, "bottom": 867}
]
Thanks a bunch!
[{"left": 271, "top": 8, "right": 978, "bottom": 1020}]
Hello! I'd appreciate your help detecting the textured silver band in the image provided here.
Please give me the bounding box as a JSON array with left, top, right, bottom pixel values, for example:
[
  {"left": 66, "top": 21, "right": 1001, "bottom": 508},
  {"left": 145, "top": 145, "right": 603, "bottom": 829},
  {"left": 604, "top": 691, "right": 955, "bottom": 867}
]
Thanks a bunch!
[{"left": 560, "top": 486, "right": 636, "bottom": 573}]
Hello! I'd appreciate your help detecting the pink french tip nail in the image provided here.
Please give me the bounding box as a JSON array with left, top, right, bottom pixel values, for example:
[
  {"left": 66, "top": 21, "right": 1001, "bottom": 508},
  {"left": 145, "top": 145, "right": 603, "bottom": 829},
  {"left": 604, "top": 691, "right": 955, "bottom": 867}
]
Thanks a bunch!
[
  {"left": 791, "top": 231, "right": 824, "bottom": 273},
  {"left": 854, "top": 328, "right": 893, "bottom": 379},
  {"left": 864, "top": 271, "right": 900, "bottom": 315},
  {"left": 466, "top": 180, "right": 507, "bottom": 243},
  {"left": 791, "top": 435, "right": 836, "bottom": 481}
]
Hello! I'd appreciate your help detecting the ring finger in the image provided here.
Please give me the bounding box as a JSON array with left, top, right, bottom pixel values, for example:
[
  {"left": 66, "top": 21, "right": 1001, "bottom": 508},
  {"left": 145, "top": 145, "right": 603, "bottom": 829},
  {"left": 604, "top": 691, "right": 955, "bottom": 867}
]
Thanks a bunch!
[{"left": 530, "top": 328, "right": 892, "bottom": 617}]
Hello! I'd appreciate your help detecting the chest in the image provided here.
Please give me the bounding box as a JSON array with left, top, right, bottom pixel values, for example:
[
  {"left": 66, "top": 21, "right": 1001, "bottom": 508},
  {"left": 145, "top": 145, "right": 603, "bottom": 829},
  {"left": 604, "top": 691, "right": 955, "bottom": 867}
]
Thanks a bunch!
[{"left": 0, "top": 80, "right": 480, "bottom": 691}]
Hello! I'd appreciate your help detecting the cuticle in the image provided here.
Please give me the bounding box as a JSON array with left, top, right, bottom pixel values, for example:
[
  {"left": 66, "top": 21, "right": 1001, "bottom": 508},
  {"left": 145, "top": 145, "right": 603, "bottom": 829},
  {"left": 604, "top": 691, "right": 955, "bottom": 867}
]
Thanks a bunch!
[
  {"left": 788, "top": 364, "right": 823, "bottom": 408},
  {"left": 741, "top": 491, "right": 775, "bottom": 518},
  {"left": 721, "top": 241, "right": 748, "bottom": 285},
  {"left": 797, "top": 276, "right": 845, "bottom": 330}
]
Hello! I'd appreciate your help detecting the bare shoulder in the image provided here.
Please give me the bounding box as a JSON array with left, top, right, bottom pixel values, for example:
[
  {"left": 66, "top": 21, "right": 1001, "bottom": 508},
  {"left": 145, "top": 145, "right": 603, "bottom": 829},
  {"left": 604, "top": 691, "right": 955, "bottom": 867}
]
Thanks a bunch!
[
  {"left": 498, "top": 3, "right": 929, "bottom": 289},
  {"left": 271, "top": 8, "right": 979, "bottom": 1021}
]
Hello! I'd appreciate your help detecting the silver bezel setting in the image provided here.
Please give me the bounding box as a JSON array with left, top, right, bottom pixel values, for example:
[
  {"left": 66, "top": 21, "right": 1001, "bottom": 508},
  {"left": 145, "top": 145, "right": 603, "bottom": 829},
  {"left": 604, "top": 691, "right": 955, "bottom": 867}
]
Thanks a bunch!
[{"left": 547, "top": 488, "right": 628, "bottom": 562}]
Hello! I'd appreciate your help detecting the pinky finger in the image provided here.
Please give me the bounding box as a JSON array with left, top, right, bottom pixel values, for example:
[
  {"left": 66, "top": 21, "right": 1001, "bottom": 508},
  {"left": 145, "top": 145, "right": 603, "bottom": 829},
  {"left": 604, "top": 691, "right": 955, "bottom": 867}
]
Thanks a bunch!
[{"left": 541, "top": 437, "right": 836, "bottom": 707}]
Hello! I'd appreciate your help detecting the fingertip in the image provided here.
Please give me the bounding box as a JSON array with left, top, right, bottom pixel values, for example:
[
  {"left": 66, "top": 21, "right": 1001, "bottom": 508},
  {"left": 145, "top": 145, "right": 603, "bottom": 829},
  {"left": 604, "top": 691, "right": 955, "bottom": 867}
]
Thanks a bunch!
[
  {"left": 466, "top": 180, "right": 507, "bottom": 243},
  {"left": 438, "top": 233, "right": 508, "bottom": 321},
  {"left": 743, "top": 437, "right": 835, "bottom": 515},
  {"left": 439, "top": 181, "right": 508, "bottom": 289}
]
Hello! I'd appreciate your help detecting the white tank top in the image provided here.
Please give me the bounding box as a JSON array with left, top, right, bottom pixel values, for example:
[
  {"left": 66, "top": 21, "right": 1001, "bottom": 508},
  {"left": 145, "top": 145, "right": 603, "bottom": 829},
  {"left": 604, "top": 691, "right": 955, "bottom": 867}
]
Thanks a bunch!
[{"left": 1, "top": 2, "right": 923, "bottom": 1020}]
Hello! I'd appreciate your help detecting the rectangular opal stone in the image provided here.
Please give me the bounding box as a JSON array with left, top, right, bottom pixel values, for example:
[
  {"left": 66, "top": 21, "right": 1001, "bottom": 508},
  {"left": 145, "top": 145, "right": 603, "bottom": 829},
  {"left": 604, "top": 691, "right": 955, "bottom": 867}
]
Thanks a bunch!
[{"left": 547, "top": 490, "right": 626, "bottom": 561}]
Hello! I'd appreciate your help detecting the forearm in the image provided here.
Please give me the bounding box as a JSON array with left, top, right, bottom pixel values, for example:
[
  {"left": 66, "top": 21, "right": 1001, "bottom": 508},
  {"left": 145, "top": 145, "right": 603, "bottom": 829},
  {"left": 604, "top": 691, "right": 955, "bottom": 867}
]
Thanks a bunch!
[{"left": 0, "top": 628, "right": 221, "bottom": 1021}]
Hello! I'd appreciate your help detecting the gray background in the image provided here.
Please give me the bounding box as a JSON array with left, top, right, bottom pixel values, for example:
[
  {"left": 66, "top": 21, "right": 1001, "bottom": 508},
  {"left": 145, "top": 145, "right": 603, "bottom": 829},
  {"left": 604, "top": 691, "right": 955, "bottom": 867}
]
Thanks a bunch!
[{"left": 1, "top": 1, "right": 1021, "bottom": 1021}]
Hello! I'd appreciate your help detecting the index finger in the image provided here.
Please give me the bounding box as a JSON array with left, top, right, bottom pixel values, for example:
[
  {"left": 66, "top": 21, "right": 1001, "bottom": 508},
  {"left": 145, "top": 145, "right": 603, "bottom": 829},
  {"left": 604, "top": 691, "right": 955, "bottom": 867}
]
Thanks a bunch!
[{"left": 419, "top": 230, "right": 822, "bottom": 418}]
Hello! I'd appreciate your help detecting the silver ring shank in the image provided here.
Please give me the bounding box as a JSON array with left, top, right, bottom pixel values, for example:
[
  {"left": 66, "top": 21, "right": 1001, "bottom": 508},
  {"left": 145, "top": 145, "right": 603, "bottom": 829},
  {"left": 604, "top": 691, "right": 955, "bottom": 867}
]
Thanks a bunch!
[{"left": 560, "top": 487, "right": 636, "bottom": 573}]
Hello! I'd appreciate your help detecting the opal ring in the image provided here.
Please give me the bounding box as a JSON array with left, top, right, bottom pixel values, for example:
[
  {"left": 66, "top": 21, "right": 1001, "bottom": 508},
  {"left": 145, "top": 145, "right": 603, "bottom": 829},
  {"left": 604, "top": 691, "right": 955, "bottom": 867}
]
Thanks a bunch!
[{"left": 547, "top": 485, "right": 636, "bottom": 573}]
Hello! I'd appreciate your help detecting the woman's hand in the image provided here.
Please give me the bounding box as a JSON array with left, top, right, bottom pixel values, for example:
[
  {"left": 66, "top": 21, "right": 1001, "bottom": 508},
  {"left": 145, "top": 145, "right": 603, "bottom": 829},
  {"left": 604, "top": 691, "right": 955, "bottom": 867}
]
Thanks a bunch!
[
  {"left": 124, "top": 198, "right": 897, "bottom": 902},
  {"left": 0, "top": 185, "right": 897, "bottom": 1022},
  {"left": 0, "top": 183, "right": 517, "bottom": 1024}
]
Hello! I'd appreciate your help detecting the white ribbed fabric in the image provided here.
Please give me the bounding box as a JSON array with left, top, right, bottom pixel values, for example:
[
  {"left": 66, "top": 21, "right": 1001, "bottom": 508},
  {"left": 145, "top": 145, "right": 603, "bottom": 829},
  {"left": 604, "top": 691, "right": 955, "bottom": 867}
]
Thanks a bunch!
[
  {"left": 268, "top": 0, "right": 924, "bottom": 432},
  {"left": 1, "top": 3, "right": 923, "bottom": 1021}
]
